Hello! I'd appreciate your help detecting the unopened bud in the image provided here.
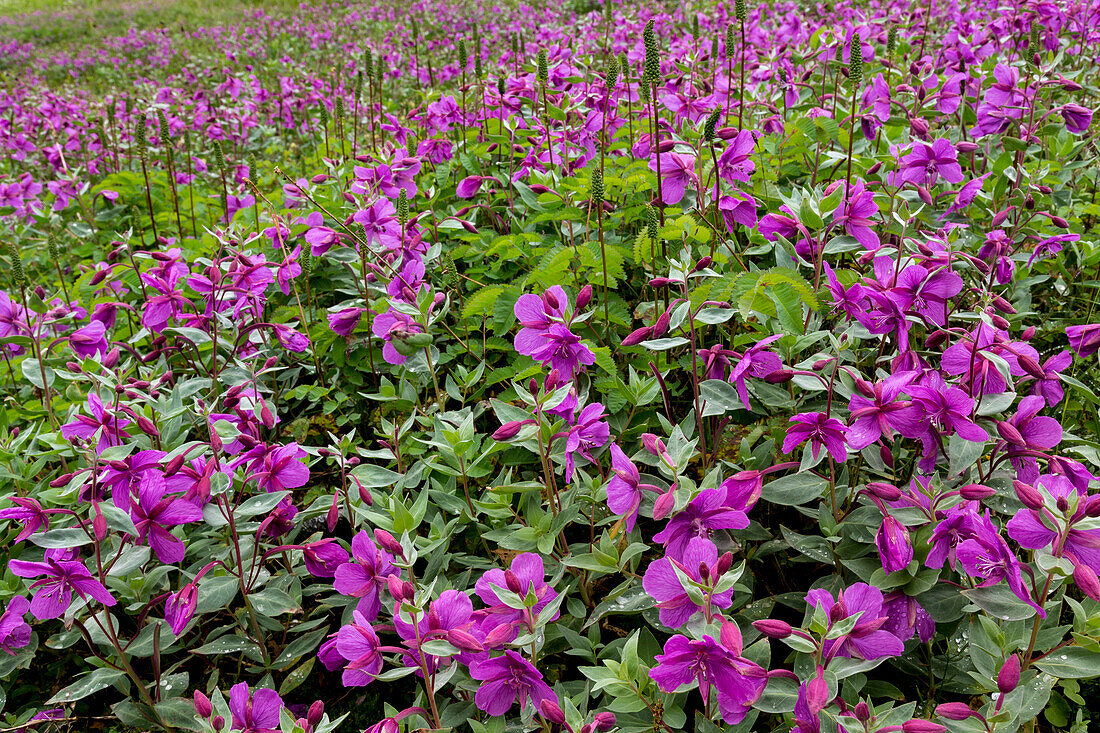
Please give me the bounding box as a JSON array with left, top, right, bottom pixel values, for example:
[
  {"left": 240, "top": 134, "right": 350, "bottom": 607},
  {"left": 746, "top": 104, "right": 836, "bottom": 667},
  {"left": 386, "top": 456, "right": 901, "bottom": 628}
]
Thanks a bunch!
[
  {"left": 194, "top": 691, "right": 213, "bottom": 718},
  {"left": 751, "top": 619, "right": 793, "bottom": 638},
  {"left": 540, "top": 699, "right": 567, "bottom": 725},
  {"left": 1074, "top": 562, "right": 1100, "bottom": 602},
  {"left": 935, "top": 703, "right": 975, "bottom": 720},
  {"left": 576, "top": 284, "right": 593, "bottom": 310},
  {"left": 374, "top": 529, "right": 405, "bottom": 557},
  {"left": 997, "top": 654, "right": 1021, "bottom": 694},
  {"left": 959, "top": 483, "right": 996, "bottom": 500},
  {"left": 622, "top": 326, "right": 653, "bottom": 346},
  {"left": 1014, "top": 480, "right": 1045, "bottom": 510},
  {"left": 866, "top": 482, "right": 903, "bottom": 501}
]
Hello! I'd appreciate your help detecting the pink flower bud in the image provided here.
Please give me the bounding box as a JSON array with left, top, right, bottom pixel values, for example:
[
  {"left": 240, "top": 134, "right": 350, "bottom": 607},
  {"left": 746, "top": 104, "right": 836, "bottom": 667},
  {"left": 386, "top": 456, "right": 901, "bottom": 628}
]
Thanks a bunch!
[
  {"left": 916, "top": 185, "right": 933, "bottom": 205},
  {"left": 504, "top": 569, "right": 523, "bottom": 594},
  {"left": 326, "top": 493, "right": 340, "bottom": 531},
  {"left": 1014, "top": 480, "right": 1045, "bottom": 510},
  {"left": 996, "top": 421, "right": 1026, "bottom": 447},
  {"left": 1051, "top": 215, "right": 1069, "bottom": 229},
  {"left": 764, "top": 369, "right": 794, "bottom": 384},
  {"left": 714, "top": 552, "right": 733, "bottom": 576},
  {"left": 909, "top": 118, "right": 929, "bottom": 137},
  {"left": 867, "top": 482, "right": 902, "bottom": 501},
  {"left": 997, "top": 654, "right": 1020, "bottom": 694},
  {"left": 719, "top": 620, "right": 742, "bottom": 655},
  {"left": 853, "top": 702, "right": 871, "bottom": 722},
  {"left": 260, "top": 403, "right": 276, "bottom": 429},
  {"left": 656, "top": 139, "right": 676, "bottom": 153},
  {"left": 652, "top": 487, "right": 676, "bottom": 521},
  {"left": 1021, "top": 326, "right": 1036, "bottom": 341},
  {"left": 493, "top": 420, "right": 530, "bottom": 440},
  {"left": 103, "top": 347, "right": 120, "bottom": 368},
  {"left": 593, "top": 712, "right": 616, "bottom": 731},
  {"left": 957, "top": 141, "right": 979, "bottom": 153},
  {"left": 652, "top": 310, "right": 670, "bottom": 338},
  {"left": 576, "top": 284, "right": 593, "bottom": 310},
  {"left": 194, "top": 691, "right": 213, "bottom": 718},
  {"left": 375, "top": 529, "right": 404, "bottom": 557},
  {"left": 447, "top": 628, "right": 485, "bottom": 652},
  {"left": 991, "top": 207, "right": 1014, "bottom": 227},
  {"left": 621, "top": 326, "right": 653, "bottom": 346},
  {"left": 50, "top": 473, "right": 74, "bottom": 488},
  {"left": 959, "top": 484, "right": 996, "bottom": 500},
  {"left": 752, "top": 619, "right": 792, "bottom": 638},
  {"left": 540, "top": 699, "right": 567, "bottom": 725},
  {"left": 483, "top": 622, "right": 516, "bottom": 648},
  {"left": 543, "top": 290, "right": 560, "bottom": 311},
  {"left": 902, "top": 720, "right": 946, "bottom": 733},
  {"left": 1074, "top": 562, "right": 1100, "bottom": 602},
  {"left": 692, "top": 256, "right": 712, "bottom": 272},
  {"left": 92, "top": 502, "right": 107, "bottom": 541},
  {"left": 649, "top": 277, "right": 672, "bottom": 288},
  {"left": 212, "top": 715, "right": 225, "bottom": 732},
  {"left": 935, "top": 703, "right": 974, "bottom": 720}
]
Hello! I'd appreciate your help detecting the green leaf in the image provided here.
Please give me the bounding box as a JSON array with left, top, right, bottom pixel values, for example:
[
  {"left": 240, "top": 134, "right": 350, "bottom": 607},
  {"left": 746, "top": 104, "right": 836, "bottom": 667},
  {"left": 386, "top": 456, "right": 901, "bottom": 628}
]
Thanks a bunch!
[
  {"left": 762, "top": 473, "right": 827, "bottom": 506},
  {"left": 1034, "top": 646, "right": 1100, "bottom": 679},
  {"left": 235, "top": 491, "right": 291, "bottom": 519},
  {"left": 961, "top": 585, "right": 1039, "bottom": 621},
  {"left": 48, "top": 668, "right": 125, "bottom": 704}
]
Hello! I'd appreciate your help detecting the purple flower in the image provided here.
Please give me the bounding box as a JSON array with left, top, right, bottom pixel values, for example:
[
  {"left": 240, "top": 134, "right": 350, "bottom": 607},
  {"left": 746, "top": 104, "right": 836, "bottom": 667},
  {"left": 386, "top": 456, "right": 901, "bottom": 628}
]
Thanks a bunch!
[
  {"left": 846, "top": 371, "right": 917, "bottom": 450},
  {"left": 782, "top": 412, "right": 848, "bottom": 463},
  {"left": 336, "top": 610, "right": 384, "bottom": 686},
  {"left": 1067, "top": 323, "right": 1100, "bottom": 358},
  {"left": 898, "top": 138, "right": 964, "bottom": 187},
  {"left": 728, "top": 335, "right": 783, "bottom": 410},
  {"left": 881, "top": 592, "right": 935, "bottom": 643},
  {"left": 832, "top": 181, "right": 879, "bottom": 250},
  {"left": 165, "top": 583, "right": 198, "bottom": 634},
  {"left": 716, "top": 131, "right": 756, "bottom": 185},
  {"left": 470, "top": 650, "right": 557, "bottom": 716},
  {"left": 1004, "top": 396, "right": 1063, "bottom": 482},
  {"left": 0, "top": 595, "right": 31, "bottom": 652},
  {"left": 9, "top": 557, "right": 116, "bottom": 620},
  {"left": 926, "top": 504, "right": 979, "bottom": 571},
  {"left": 941, "top": 174, "right": 990, "bottom": 219},
  {"left": 564, "top": 402, "right": 610, "bottom": 483},
  {"left": 650, "top": 633, "right": 766, "bottom": 725},
  {"left": 328, "top": 307, "right": 364, "bottom": 336},
  {"left": 956, "top": 511, "right": 1043, "bottom": 615},
  {"left": 394, "top": 589, "right": 481, "bottom": 669},
  {"left": 99, "top": 449, "right": 166, "bottom": 513},
  {"left": 303, "top": 539, "right": 350, "bottom": 577},
  {"left": 876, "top": 516, "right": 913, "bottom": 573},
  {"left": 372, "top": 309, "right": 424, "bottom": 366},
  {"left": 228, "top": 682, "right": 283, "bottom": 733},
  {"left": 805, "top": 583, "right": 904, "bottom": 661},
  {"left": 823, "top": 263, "right": 867, "bottom": 319},
  {"left": 236, "top": 442, "right": 310, "bottom": 493},
  {"left": 0, "top": 497, "right": 49, "bottom": 543},
  {"left": 1060, "top": 103, "right": 1093, "bottom": 134},
  {"left": 353, "top": 199, "right": 402, "bottom": 251},
  {"left": 606, "top": 443, "right": 659, "bottom": 532},
  {"left": 334, "top": 532, "right": 398, "bottom": 621},
  {"left": 475, "top": 553, "right": 559, "bottom": 639},
  {"left": 643, "top": 538, "right": 734, "bottom": 627},
  {"left": 69, "top": 320, "right": 108, "bottom": 358},
  {"left": 649, "top": 152, "right": 696, "bottom": 205},
  {"left": 898, "top": 377, "right": 987, "bottom": 444},
  {"left": 1028, "top": 350, "right": 1071, "bottom": 406},
  {"left": 717, "top": 193, "right": 758, "bottom": 230},
  {"left": 1008, "top": 475, "right": 1100, "bottom": 572},
  {"left": 61, "top": 392, "right": 132, "bottom": 453},
  {"left": 131, "top": 471, "right": 204, "bottom": 564},
  {"left": 652, "top": 489, "right": 749, "bottom": 561}
]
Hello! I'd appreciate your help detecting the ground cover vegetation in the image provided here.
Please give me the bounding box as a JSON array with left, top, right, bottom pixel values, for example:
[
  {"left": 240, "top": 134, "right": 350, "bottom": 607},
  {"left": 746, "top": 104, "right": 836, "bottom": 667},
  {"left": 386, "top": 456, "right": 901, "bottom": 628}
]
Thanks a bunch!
[{"left": 1, "top": 0, "right": 1100, "bottom": 731}]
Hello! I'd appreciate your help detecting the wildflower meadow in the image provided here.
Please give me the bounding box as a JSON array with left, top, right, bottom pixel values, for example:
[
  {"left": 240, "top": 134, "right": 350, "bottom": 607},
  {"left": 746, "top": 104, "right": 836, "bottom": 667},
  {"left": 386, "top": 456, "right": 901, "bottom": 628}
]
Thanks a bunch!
[{"left": 1, "top": 0, "right": 1099, "bottom": 731}]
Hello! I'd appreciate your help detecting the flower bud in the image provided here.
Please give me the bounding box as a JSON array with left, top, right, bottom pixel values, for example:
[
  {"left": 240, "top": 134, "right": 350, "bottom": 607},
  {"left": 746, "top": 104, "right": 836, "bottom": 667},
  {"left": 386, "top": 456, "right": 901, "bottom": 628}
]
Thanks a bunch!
[
  {"left": 866, "top": 482, "right": 902, "bottom": 501},
  {"left": 326, "top": 492, "right": 340, "bottom": 532},
  {"left": 1014, "top": 480, "right": 1045, "bottom": 510},
  {"left": 991, "top": 207, "right": 1014, "bottom": 227},
  {"left": 764, "top": 369, "right": 794, "bottom": 383},
  {"left": 483, "top": 622, "right": 515, "bottom": 648},
  {"left": 1051, "top": 215, "right": 1069, "bottom": 229},
  {"left": 916, "top": 185, "right": 933, "bottom": 205},
  {"left": 447, "top": 628, "right": 485, "bottom": 652},
  {"left": 540, "top": 699, "right": 567, "bottom": 725},
  {"left": 103, "top": 347, "right": 120, "bottom": 369},
  {"left": 1074, "top": 562, "right": 1100, "bottom": 602},
  {"left": 935, "top": 703, "right": 975, "bottom": 720},
  {"left": 212, "top": 715, "right": 225, "bottom": 732},
  {"left": 997, "top": 654, "right": 1021, "bottom": 694},
  {"left": 909, "top": 118, "right": 929, "bottom": 137},
  {"left": 194, "top": 691, "right": 213, "bottom": 718},
  {"left": 693, "top": 256, "right": 712, "bottom": 272},
  {"left": 493, "top": 420, "right": 529, "bottom": 440},
  {"left": 652, "top": 487, "right": 676, "bottom": 521},
  {"left": 375, "top": 529, "right": 405, "bottom": 557},
  {"left": 651, "top": 310, "right": 671, "bottom": 338},
  {"left": 576, "top": 284, "right": 593, "bottom": 310},
  {"left": 957, "top": 141, "right": 979, "bottom": 153},
  {"left": 902, "top": 720, "right": 946, "bottom": 733},
  {"left": 50, "top": 473, "right": 74, "bottom": 488},
  {"left": 714, "top": 551, "right": 733, "bottom": 576},
  {"left": 751, "top": 619, "right": 793, "bottom": 638},
  {"left": 543, "top": 290, "right": 560, "bottom": 311},
  {"left": 996, "top": 421, "right": 1026, "bottom": 447},
  {"left": 924, "top": 330, "right": 948, "bottom": 348},
  {"left": 991, "top": 296, "right": 1016, "bottom": 314},
  {"left": 93, "top": 502, "right": 108, "bottom": 541},
  {"left": 867, "top": 161, "right": 882, "bottom": 175},
  {"left": 1021, "top": 326, "right": 1036, "bottom": 341},
  {"left": 504, "top": 569, "right": 523, "bottom": 594},
  {"left": 853, "top": 702, "right": 871, "bottom": 722},
  {"left": 622, "top": 326, "right": 653, "bottom": 346},
  {"left": 593, "top": 712, "right": 616, "bottom": 731},
  {"left": 959, "top": 483, "right": 996, "bottom": 500},
  {"left": 649, "top": 277, "right": 672, "bottom": 288},
  {"left": 719, "top": 620, "right": 742, "bottom": 655}
]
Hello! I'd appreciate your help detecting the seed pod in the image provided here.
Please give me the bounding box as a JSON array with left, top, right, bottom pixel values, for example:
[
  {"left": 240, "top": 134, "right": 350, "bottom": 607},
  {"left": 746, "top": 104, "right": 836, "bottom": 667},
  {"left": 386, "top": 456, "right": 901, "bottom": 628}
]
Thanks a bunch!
[
  {"left": 8, "top": 242, "right": 25, "bottom": 284},
  {"left": 591, "top": 167, "right": 604, "bottom": 203},
  {"left": 457, "top": 38, "right": 467, "bottom": 70},
  {"left": 735, "top": 0, "right": 746, "bottom": 22},
  {"left": 134, "top": 114, "right": 148, "bottom": 162},
  {"left": 299, "top": 247, "right": 313, "bottom": 275},
  {"left": 619, "top": 52, "right": 629, "bottom": 82},
  {"left": 364, "top": 49, "right": 374, "bottom": 79},
  {"left": 157, "top": 109, "right": 170, "bottom": 144},
  {"left": 605, "top": 60, "right": 618, "bottom": 91},
  {"left": 703, "top": 107, "right": 721, "bottom": 142},
  {"left": 48, "top": 232, "right": 62, "bottom": 262},
  {"left": 849, "top": 32, "right": 863, "bottom": 86},
  {"left": 646, "top": 203, "right": 659, "bottom": 243},
  {"left": 886, "top": 26, "right": 897, "bottom": 57},
  {"left": 642, "top": 19, "right": 660, "bottom": 84},
  {"left": 410, "top": 14, "right": 419, "bottom": 40},
  {"left": 318, "top": 102, "right": 330, "bottom": 126},
  {"left": 397, "top": 188, "right": 410, "bottom": 226},
  {"left": 537, "top": 49, "right": 549, "bottom": 86},
  {"left": 335, "top": 96, "right": 345, "bottom": 122},
  {"left": 691, "top": 14, "right": 699, "bottom": 38},
  {"left": 725, "top": 23, "right": 735, "bottom": 56}
]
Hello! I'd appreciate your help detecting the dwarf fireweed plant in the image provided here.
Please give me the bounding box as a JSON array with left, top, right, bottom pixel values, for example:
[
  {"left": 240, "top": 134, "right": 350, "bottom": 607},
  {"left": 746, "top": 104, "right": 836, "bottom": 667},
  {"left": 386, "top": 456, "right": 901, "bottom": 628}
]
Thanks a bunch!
[{"left": 1, "top": 0, "right": 1100, "bottom": 732}]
